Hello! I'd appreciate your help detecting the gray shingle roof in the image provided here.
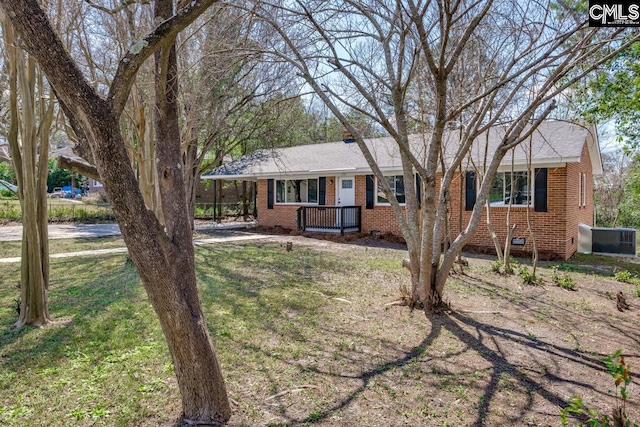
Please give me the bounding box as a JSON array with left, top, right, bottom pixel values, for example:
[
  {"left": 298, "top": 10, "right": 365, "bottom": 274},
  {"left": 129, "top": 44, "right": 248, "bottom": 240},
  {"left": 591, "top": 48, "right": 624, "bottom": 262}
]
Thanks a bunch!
[{"left": 203, "top": 121, "right": 601, "bottom": 180}]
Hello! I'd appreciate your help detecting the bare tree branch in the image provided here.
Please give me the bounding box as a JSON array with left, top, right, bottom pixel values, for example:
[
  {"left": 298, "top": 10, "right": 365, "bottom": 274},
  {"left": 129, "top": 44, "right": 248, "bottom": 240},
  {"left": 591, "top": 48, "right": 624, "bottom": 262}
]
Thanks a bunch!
[
  {"left": 83, "top": 0, "right": 151, "bottom": 15},
  {"left": 108, "top": 0, "right": 220, "bottom": 116},
  {"left": 57, "top": 155, "right": 100, "bottom": 181}
]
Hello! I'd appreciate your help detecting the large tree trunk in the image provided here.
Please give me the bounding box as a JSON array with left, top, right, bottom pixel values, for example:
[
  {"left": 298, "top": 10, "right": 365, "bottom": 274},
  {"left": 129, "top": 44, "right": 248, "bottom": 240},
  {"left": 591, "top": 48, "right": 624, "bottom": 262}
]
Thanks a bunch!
[
  {"left": 0, "top": 0, "right": 231, "bottom": 422},
  {"left": 153, "top": 0, "right": 230, "bottom": 420},
  {"left": 182, "top": 141, "right": 199, "bottom": 229}
]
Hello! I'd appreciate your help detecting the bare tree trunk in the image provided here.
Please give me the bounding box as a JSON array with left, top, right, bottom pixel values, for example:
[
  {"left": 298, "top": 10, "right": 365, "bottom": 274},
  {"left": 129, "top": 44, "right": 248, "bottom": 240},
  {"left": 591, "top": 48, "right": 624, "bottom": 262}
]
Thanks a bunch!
[
  {"left": 526, "top": 140, "right": 539, "bottom": 277},
  {"left": 455, "top": 166, "right": 466, "bottom": 269},
  {"left": 0, "top": 0, "right": 232, "bottom": 422},
  {"left": 503, "top": 150, "right": 516, "bottom": 273},
  {"left": 503, "top": 224, "right": 517, "bottom": 273},
  {"left": 153, "top": 0, "right": 230, "bottom": 421},
  {"left": 486, "top": 203, "right": 503, "bottom": 261},
  {"left": 2, "top": 16, "right": 53, "bottom": 327}
]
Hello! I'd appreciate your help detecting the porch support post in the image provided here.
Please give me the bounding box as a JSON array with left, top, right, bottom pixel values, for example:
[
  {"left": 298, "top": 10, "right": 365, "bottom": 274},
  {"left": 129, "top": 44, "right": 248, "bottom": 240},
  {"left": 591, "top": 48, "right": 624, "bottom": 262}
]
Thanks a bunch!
[{"left": 212, "top": 179, "right": 217, "bottom": 221}]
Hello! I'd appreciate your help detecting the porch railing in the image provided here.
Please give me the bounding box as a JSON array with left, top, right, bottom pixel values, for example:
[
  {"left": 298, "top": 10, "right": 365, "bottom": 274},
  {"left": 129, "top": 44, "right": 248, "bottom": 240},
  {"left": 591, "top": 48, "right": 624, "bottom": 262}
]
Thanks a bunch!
[{"left": 296, "top": 206, "right": 361, "bottom": 235}]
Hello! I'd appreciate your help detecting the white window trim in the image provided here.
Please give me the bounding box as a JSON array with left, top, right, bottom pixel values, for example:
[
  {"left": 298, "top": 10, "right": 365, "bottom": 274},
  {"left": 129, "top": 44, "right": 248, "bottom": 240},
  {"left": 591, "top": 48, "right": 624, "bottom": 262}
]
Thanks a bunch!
[
  {"left": 580, "top": 172, "right": 587, "bottom": 207},
  {"left": 578, "top": 172, "right": 582, "bottom": 206},
  {"left": 489, "top": 170, "right": 534, "bottom": 208},
  {"left": 375, "top": 175, "right": 406, "bottom": 206},
  {"left": 274, "top": 178, "right": 320, "bottom": 205}
]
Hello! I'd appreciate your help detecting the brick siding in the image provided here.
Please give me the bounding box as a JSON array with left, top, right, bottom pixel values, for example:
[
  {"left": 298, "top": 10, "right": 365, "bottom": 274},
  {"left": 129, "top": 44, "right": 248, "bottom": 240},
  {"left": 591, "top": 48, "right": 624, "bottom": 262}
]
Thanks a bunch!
[
  {"left": 449, "top": 168, "right": 569, "bottom": 259},
  {"left": 255, "top": 143, "right": 594, "bottom": 259},
  {"left": 355, "top": 175, "right": 404, "bottom": 236},
  {"left": 256, "top": 177, "right": 337, "bottom": 230},
  {"left": 564, "top": 142, "right": 595, "bottom": 258}
]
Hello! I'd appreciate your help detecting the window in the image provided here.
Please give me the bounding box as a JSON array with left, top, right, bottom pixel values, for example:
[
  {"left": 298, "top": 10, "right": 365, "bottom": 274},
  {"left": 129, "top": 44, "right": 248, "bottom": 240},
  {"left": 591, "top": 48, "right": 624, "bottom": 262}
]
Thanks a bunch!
[
  {"left": 275, "top": 179, "right": 319, "bottom": 204},
  {"left": 377, "top": 175, "right": 405, "bottom": 204},
  {"left": 92, "top": 179, "right": 103, "bottom": 188},
  {"left": 489, "top": 171, "right": 531, "bottom": 206},
  {"left": 579, "top": 172, "right": 586, "bottom": 207}
]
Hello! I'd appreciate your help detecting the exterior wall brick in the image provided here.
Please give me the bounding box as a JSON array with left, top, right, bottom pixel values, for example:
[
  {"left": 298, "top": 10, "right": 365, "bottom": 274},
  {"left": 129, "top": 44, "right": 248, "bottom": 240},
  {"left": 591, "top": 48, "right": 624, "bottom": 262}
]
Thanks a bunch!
[
  {"left": 254, "top": 142, "right": 596, "bottom": 260},
  {"left": 564, "top": 143, "right": 595, "bottom": 258},
  {"left": 449, "top": 168, "right": 568, "bottom": 259},
  {"left": 355, "top": 175, "right": 404, "bottom": 236},
  {"left": 256, "top": 177, "right": 337, "bottom": 230}
]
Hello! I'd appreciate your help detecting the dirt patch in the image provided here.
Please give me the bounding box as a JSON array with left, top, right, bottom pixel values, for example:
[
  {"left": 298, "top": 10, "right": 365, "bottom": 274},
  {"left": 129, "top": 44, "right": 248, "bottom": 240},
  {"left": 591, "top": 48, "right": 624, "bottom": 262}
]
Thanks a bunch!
[
  {"left": 254, "top": 226, "right": 407, "bottom": 249},
  {"left": 221, "top": 233, "right": 640, "bottom": 427}
]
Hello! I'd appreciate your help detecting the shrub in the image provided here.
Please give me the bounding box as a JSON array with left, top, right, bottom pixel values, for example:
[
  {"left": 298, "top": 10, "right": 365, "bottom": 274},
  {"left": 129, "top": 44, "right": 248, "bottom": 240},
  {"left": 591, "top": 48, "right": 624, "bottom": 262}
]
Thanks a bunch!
[
  {"left": 615, "top": 270, "right": 640, "bottom": 285},
  {"left": 552, "top": 266, "right": 576, "bottom": 290},
  {"left": 561, "top": 350, "right": 638, "bottom": 427},
  {"left": 490, "top": 257, "right": 520, "bottom": 275},
  {"left": 518, "top": 265, "right": 542, "bottom": 285},
  {"left": 490, "top": 259, "right": 502, "bottom": 273},
  {"left": 0, "top": 189, "right": 17, "bottom": 199}
]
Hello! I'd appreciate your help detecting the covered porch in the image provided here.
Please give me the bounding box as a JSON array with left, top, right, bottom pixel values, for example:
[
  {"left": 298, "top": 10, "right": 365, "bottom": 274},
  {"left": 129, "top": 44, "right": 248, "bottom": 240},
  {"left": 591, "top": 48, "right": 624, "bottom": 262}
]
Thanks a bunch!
[{"left": 296, "top": 205, "right": 361, "bottom": 235}]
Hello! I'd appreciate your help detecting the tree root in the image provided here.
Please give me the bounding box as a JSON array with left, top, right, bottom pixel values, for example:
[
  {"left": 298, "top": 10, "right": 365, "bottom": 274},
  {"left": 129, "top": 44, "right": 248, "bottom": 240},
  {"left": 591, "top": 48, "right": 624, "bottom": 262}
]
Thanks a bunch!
[
  {"left": 617, "top": 291, "right": 630, "bottom": 312},
  {"left": 384, "top": 299, "right": 407, "bottom": 307},
  {"left": 385, "top": 295, "right": 423, "bottom": 310},
  {"left": 424, "top": 291, "right": 452, "bottom": 314}
]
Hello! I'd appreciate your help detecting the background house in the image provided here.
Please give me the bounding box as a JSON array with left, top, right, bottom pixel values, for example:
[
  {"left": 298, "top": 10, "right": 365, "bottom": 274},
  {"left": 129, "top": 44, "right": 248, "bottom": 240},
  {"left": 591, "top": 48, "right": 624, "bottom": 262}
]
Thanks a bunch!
[{"left": 203, "top": 121, "right": 601, "bottom": 260}]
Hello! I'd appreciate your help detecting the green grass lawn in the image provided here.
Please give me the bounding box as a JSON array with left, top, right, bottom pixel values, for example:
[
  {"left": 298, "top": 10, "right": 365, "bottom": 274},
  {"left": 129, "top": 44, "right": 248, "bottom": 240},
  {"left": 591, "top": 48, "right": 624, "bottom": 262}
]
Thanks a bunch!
[
  {"left": 1, "top": 238, "right": 639, "bottom": 427},
  {"left": 0, "top": 231, "right": 253, "bottom": 259},
  {"left": 0, "top": 242, "right": 399, "bottom": 426},
  {"left": 0, "top": 199, "right": 114, "bottom": 223},
  {"left": 0, "top": 236, "right": 126, "bottom": 258}
]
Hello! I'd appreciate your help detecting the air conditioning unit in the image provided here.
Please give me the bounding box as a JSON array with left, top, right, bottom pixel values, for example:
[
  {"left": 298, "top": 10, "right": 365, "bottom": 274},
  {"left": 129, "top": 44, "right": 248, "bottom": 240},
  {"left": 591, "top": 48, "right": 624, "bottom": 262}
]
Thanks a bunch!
[{"left": 578, "top": 224, "right": 636, "bottom": 256}]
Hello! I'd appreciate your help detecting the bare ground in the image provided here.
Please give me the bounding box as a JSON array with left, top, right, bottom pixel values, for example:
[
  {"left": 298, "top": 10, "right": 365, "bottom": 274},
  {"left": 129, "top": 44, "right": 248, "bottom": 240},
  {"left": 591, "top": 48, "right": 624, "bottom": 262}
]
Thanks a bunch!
[{"left": 220, "top": 233, "right": 640, "bottom": 427}]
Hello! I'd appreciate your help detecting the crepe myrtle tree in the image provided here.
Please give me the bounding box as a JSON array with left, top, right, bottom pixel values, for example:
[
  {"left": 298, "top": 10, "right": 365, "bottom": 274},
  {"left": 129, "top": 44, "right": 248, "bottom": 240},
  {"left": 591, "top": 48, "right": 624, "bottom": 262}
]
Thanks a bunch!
[
  {"left": 1, "top": 13, "right": 56, "bottom": 327},
  {"left": 0, "top": 0, "right": 231, "bottom": 423},
  {"left": 252, "top": 0, "right": 638, "bottom": 311}
]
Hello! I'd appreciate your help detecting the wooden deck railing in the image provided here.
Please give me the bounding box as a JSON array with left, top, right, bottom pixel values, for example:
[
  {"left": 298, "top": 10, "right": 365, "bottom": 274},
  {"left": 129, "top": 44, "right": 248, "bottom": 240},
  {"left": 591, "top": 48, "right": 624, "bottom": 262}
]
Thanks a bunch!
[{"left": 296, "top": 206, "right": 361, "bottom": 235}]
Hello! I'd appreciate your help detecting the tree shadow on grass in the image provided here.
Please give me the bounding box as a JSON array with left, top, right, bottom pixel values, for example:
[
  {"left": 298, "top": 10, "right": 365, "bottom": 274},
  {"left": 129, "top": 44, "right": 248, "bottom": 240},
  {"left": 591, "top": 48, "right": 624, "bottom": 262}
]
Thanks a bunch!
[
  {"left": 441, "top": 312, "right": 599, "bottom": 427},
  {"left": 454, "top": 271, "right": 640, "bottom": 351},
  {"left": 242, "top": 309, "right": 623, "bottom": 427},
  {"left": 227, "top": 315, "right": 444, "bottom": 427},
  {"left": 193, "top": 243, "right": 638, "bottom": 426},
  {"left": 0, "top": 255, "right": 149, "bottom": 372}
]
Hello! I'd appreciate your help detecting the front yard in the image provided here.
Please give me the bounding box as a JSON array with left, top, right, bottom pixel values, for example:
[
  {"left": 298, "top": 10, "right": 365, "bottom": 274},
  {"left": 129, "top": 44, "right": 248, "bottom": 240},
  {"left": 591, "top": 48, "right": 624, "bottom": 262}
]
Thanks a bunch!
[{"left": 0, "top": 234, "right": 638, "bottom": 426}]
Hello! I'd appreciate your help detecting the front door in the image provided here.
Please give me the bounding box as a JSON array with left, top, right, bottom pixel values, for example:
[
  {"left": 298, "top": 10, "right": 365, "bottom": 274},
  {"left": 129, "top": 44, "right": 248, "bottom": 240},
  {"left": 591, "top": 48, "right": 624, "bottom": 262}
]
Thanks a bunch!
[{"left": 338, "top": 177, "right": 355, "bottom": 206}]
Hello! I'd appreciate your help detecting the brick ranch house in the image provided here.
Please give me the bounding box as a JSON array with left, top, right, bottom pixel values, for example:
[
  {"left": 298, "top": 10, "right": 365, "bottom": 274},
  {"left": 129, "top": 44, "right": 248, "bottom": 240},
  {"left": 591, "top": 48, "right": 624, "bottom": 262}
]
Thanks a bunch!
[{"left": 203, "top": 121, "right": 601, "bottom": 260}]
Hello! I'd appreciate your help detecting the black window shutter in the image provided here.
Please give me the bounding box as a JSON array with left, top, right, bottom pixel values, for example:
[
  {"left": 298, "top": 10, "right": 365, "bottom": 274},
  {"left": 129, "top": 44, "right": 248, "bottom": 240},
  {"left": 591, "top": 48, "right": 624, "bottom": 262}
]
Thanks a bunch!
[
  {"left": 415, "top": 174, "right": 422, "bottom": 208},
  {"left": 366, "top": 175, "right": 374, "bottom": 209},
  {"left": 534, "top": 168, "right": 547, "bottom": 212},
  {"left": 318, "top": 177, "right": 326, "bottom": 205},
  {"left": 267, "top": 179, "right": 274, "bottom": 209},
  {"left": 465, "top": 171, "right": 476, "bottom": 211}
]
